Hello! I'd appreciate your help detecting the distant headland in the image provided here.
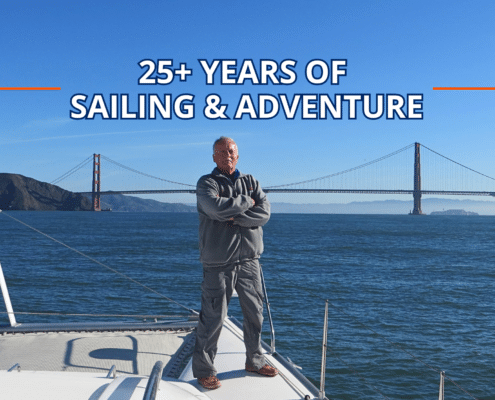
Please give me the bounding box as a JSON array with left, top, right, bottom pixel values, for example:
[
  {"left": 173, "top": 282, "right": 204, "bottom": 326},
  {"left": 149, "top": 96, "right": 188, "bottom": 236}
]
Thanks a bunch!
[
  {"left": 0, "top": 173, "right": 92, "bottom": 211},
  {"left": 0, "top": 173, "right": 195, "bottom": 212}
]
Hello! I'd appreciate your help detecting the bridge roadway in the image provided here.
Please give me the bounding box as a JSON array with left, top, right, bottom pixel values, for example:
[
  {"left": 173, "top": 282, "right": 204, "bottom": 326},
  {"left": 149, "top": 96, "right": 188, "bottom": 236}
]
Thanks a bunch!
[{"left": 77, "top": 189, "right": 495, "bottom": 196}]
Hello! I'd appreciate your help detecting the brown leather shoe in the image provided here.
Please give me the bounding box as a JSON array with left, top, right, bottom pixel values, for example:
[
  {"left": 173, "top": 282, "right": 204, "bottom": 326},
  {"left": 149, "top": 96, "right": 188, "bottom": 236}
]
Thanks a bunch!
[
  {"left": 198, "top": 376, "right": 221, "bottom": 390},
  {"left": 245, "top": 364, "right": 278, "bottom": 377}
]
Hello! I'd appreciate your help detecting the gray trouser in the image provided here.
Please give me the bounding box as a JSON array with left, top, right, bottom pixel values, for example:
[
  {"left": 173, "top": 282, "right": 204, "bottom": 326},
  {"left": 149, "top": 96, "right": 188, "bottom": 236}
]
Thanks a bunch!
[{"left": 192, "top": 259, "right": 265, "bottom": 378}]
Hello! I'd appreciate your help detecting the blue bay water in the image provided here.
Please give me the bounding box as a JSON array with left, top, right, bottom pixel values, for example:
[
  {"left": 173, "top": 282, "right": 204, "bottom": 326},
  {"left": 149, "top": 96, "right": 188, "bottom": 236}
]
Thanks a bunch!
[{"left": 0, "top": 212, "right": 494, "bottom": 399}]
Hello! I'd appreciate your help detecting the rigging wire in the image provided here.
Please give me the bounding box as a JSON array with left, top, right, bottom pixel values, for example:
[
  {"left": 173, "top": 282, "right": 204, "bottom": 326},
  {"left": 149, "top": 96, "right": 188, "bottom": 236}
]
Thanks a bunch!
[
  {"left": 0, "top": 210, "right": 197, "bottom": 315},
  {"left": 268, "top": 270, "right": 480, "bottom": 400},
  {"left": 100, "top": 155, "right": 196, "bottom": 188}
]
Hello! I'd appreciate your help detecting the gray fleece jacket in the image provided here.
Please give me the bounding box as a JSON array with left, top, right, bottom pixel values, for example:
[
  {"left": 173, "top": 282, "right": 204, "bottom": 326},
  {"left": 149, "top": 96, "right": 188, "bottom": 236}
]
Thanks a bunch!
[{"left": 196, "top": 168, "right": 270, "bottom": 266}]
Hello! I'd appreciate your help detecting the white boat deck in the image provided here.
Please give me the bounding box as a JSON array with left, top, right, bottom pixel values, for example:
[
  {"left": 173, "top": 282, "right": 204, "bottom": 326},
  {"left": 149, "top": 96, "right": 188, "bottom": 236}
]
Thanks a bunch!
[
  {"left": 181, "top": 318, "right": 318, "bottom": 400},
  {"left": 0, "top": 318, "right": 321, "bottom": 399}
]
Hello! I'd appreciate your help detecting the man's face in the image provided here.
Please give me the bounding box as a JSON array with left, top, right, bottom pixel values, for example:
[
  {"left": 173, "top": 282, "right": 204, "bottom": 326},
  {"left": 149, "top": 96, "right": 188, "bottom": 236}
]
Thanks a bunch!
[{"left": 213, "top": 140, "right": 239, "bottom": 174}]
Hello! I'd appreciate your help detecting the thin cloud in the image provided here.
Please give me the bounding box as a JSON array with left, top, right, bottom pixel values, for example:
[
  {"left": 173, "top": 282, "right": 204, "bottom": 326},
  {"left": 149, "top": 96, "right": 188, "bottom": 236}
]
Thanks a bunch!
[
  {"left": 22, "top": 118, "right": 71, "bottom": 129},
  {"left": 127, "top": 141, "right": 211, "bottom": 150},
  {"left": 0, "top": 129, "right": 177, "bottom": 145}
]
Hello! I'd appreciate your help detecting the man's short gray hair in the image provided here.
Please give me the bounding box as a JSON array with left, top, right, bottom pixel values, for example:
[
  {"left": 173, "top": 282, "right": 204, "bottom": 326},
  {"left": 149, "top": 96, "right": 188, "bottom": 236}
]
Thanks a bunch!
[{"left": 213, "top": 136, "right": 236, "bottom": 152}]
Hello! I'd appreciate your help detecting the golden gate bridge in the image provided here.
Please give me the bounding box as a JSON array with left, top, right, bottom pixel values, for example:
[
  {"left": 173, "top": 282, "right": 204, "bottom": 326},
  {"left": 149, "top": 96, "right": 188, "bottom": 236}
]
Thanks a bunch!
[{"left": 51, "top": 143, "right": 495, "bottom": 214}]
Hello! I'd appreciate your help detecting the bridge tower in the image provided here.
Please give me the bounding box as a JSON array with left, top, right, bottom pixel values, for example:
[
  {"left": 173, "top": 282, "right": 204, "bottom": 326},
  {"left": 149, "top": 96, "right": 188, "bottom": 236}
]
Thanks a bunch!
[
  {"left": 92, "top": 154, "right": 101, "bottom": 212},
  {"left": 411, "top": 142, "right": 423, "bottom": 215}
]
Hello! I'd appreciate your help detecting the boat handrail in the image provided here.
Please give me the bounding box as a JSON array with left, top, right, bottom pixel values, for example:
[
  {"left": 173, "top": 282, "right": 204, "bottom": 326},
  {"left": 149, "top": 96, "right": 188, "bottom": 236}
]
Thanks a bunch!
[
  {"left": 143, "top": 361, "right": 164, "bottom": 400},
  {"left": 319, "top": 300, "right": 329, "bottom": 400}
]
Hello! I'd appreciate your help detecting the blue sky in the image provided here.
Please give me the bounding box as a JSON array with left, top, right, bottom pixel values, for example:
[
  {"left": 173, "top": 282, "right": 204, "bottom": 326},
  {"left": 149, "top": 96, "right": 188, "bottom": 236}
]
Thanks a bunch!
[{"left": 2, "top": 0, "right": 495, "bottom": 204}]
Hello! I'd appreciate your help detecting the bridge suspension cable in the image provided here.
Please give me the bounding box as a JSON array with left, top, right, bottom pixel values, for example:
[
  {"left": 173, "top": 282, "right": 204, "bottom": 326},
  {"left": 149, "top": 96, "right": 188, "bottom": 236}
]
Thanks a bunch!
[
  {"left": 265, "top": 143, "right": 415, "bottom": 189},
  {"left": 51, "top": 156, "right": 93, "bottom": 185},
  {"left": 100, "top": 155, "right": 195, "bottom": 188},
  {"left": 52, "top": 144, "right": 495, "bottom": 199},
  {"left": 421, "top": 144, "right": 495, "bottom": 182}
]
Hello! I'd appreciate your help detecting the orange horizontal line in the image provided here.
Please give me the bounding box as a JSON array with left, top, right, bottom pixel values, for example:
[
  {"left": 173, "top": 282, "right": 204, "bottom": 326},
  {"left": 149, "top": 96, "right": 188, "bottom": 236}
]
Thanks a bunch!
[
  {"left": 433, "top": 87, "right": 495, "bottom": 90},
  {"left": 0, "top": 87, "right": 61, "bottom": 90}
]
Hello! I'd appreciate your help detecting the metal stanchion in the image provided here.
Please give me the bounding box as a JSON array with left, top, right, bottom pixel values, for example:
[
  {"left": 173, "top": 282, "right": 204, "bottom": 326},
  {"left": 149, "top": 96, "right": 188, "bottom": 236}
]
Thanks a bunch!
[
  {"left": 319, "top": 300, "right": 329, "bottom": 400},
  {"left": 438, "top": 370, "right": 445, "bottom": 400},
  {"left": 0, "top": 262, "right": 18, "bottom": 327}
]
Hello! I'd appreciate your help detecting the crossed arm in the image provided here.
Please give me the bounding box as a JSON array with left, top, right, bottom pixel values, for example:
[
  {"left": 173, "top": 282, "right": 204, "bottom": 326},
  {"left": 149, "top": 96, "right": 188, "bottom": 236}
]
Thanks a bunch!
[{"left": 196, "top": 177, "right": 270, "bottom": 228}]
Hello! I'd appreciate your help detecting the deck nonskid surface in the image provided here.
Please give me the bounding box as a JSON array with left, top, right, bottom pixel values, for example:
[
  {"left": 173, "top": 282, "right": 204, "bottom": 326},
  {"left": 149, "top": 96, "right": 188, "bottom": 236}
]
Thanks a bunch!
[{"left": 0, "top": 329, "right": 190, "bottom": 375}]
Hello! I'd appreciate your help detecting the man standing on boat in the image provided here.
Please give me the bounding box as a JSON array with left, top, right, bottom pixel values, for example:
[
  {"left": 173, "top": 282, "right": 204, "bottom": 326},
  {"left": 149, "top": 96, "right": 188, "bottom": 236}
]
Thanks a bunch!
[{"left": 193, "top": 136, "right": 278, "bottom": 390}]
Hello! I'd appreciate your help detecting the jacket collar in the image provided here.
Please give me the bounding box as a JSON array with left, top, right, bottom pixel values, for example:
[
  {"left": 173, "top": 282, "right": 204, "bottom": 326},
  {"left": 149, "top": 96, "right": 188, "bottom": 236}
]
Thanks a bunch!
[{"left": 212, "top": 167, "right": 243, "bottom": 180}]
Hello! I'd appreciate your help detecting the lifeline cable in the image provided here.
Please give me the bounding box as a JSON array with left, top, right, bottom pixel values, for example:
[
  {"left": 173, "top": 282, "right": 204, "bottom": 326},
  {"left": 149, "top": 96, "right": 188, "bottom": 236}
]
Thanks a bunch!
[
  {"left": 0, "top": 210, "right": 198, "bottom": 315},
  {"left": 0, "top": 311, "right": 191, "bottom": 319},
  {"left": 269, "top": 270, "right": 480, "bottom": 400},
  {"left": 266, "top": 296, "right": 391, "bottom": 400}
]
